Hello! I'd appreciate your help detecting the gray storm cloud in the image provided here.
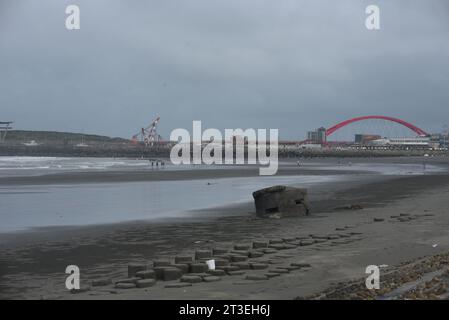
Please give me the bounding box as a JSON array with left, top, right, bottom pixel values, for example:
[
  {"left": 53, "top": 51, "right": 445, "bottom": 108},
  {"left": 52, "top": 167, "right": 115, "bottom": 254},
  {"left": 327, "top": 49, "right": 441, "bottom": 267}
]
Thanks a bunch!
[{"left": 0, "top": 0, "right": 448, "bottom": 139}]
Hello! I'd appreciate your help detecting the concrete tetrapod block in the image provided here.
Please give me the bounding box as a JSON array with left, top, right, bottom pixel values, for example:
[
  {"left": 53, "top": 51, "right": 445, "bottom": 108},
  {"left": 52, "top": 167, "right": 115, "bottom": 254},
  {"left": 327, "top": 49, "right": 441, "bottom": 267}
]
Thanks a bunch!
[
  {"left": 136, "top": 279, "right": 156, "bottom": 288},
  {"left": 252, "top": 185, "right": 310, "bottom": 218},
  {"left": 128, "top": 263, "right": 147, "bottom": 278},
  {"left": 172, "top": 264, "right": 189, "bottom": 274},
  {"left": 234, "top": 244, "right": 251, "bottom": 251},
  {"left": 203, "top": 276, "right": 221, "bottom": 282},
  {"left": 207, "top": 269, "right": 226, "bottom": 276},
  {"left": 175, "top": 256, "right": 193, "bottom": 264},
  {"left": 154, "top": 267, "right": 182, "bottom": 281},
  {"left": 249, "top": 250, "right": 264, "bottom": 258},
  {"left": 230, "top": 255, "right": 248, "bottom": 262},
  {"left": 212, "top": 248, "right": 228, "bottom": 255},
  {"left": 115, "top": 282, "right": 136, "bottom": 289},
  {"left": 252, "top": 241, "right": 268, "bottom": 249},
  {"left": 189, "top": 263, "right": 208, "bottom": 273},
  {"left": 213, "top": 258, "right": 229, "bottom": 267},
  {"left": 162, "top": 267, "right": 183, "bottom": 281},
  {"left": 195, "top": 250, "right": 212, "bottom": 260},
  {"left": 135, "top": 270, "right": 155, "bottom": 279},
  {"left": 219, "top": 266, "right": 240, "bottom": 273},
  {"left": 153, "top": 259, "right": 171, "bottom": 267},
  {"left": 250, "top": 263, "right": 269, "bottom": 270},
  {"left": 181, "top": 275, "right": 203, "bottom": 283},
  {"left": 115, "top": 277, "right": 140, "bottom": 285},
  {"left": 231, "top": 262, "right": 251, "bottom": 270}
]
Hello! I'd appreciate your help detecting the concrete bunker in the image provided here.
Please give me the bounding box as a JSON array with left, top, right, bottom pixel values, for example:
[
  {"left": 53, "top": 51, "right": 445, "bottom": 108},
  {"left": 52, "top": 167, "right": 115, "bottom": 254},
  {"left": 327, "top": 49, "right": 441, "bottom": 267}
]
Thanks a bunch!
[{"left": 252, "top": 185, "right": 310, "bottom": 218}]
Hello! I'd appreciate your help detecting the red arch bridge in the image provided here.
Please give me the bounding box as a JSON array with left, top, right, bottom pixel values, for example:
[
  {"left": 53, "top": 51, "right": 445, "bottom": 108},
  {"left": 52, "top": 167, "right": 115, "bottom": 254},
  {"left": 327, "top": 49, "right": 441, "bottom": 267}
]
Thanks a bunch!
[{"left": 326, "top": 115, "right": 428, "bottom": 138}]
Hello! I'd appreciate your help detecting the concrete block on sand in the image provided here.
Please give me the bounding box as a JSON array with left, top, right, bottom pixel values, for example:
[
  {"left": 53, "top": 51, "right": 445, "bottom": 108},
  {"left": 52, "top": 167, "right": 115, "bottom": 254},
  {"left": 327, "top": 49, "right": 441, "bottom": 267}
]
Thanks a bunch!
[
  {"left": 283, "top": 244, "right": 297, "bottom": 249},
  {"left": 252, "top": 185, "right": 310, "bottom": 218},
  {"left": 250, "top": 263, "right": 269, "bottom": 270},
  {"left": 195, "top": 250, "right": 212, "bottom": 260},
  {"left": 311, "top": 234, "right": 328, "bottom": 239},
  {"left": 246, "top": 274, "right": 268, "bottom": 281},
  {"left": 262, "top": 248, "right": 278, "bottom": 254},
  {"left": 128, "top": 263, "right": 147, "bottom": 278},
  {"left": 154, "top": 267, "right": 182, "bottom": 281},
  {"left": 374, "top": 218, "right": 385, "bottom": 222},
  {"left": 234, "top": 244, "right": 251, "bottom": 251},
  {"left": 136, "top": 279, "right": 156, "bottom": 288},
  {"left": 165, "top": 283, "right": 192, "bottom": 289},
  {"left": 228, "top": 270, "right": 245, "bottom": 276},
  {"left": 213, "top": 258, "right": 229, "bottom": 267},
  {"left": 219, "top": 266, "right": 239, "bottom": 272},
  {"left": 212, "top": 248, "right": 228, "bottom": 255},
  {"left": 268, "top": 244, "right": 285, "bottom": 250},
  {"left": 231, "top": 250, "right": 250, "bottom": 257},
  {"left": 203, "top": 276, "right": 221, "bottom": 282},
  {"left": 154, "top": 267, "right": 166, "bottom": 280},
  {"left": 249, "top": 250, "right": 264, "bottom": 258},
  {"left": 232, "top": 262, "right": 250, "bottom": 270},
  {"left": 252, "top": 241, "right": 268, "bottom": 249},
  {"left": 291, "top": 262, "right": 311, "bottom": 268},
  {"left": 265, "top": 272, "right": 281, "bottom": 278},
  {"left": 162, "top": 267, "right": 183, "bottom": 281},
  {"left": 175, "top": 256, "right": 193, "bottom": 264},
  {"left": 271, "top": 268, "right": 289, "bottom": 274},
  {"left": 189, "top": 263, "right": 208, "bottom": 273},
  {"left": 282, "top": 237, "right": 297, "bottom": 242},
  {"left": 115, "top": 282, "right": 136, "bottom": 289},
  {"left": 338, "top": 233, "right": 351, "bottom": 238},
  {"left": 285, "top": 265, "right": 301, "bottom": 271},
  {"left": 136, "top": 270, "right": 155, "bottom": 279},
  {"left": 230, "top": 255, "right": 248, "bottom": 262},
  {"left": 269, "top": 239, "right": 284, "bottom": 244},
  {"left": 172, "top": 264, "right": 189, "bottom": 274},
  {"left": 153, "top": 259, "right": 171, "bottom": 267},
  {"left": 300, "top": 240, "right": 314, "bottom": 246},
  {"left": 189, "top": 272, "right": 209, "bottom": 278},
  {"left": 213, "top": 254, "right": 230, "bottom": 261},
  {"left": 115, "top": 277, "right": 140, "bottom": 284},
  {"left": 181, "top": 275, "right": 203, "bottom": 283},
  {"left": 207, "top": 269, "right": 226, "bottom": 276}
]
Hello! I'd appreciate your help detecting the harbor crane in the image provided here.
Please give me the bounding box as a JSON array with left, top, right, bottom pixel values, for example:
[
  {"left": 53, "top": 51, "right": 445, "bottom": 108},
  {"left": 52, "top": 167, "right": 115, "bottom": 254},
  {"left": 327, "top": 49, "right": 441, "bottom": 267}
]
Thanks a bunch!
[{"left": 131, "top": 116, "right": 162, "bottom": 146}]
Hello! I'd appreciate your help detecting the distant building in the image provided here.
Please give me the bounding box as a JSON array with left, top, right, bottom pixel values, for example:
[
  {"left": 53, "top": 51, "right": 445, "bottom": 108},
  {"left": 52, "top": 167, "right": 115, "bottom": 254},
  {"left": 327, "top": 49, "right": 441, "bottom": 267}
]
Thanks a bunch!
[
  {"left": 307, "top": 127, "right": 327, "bottom": 144},
  {"left": 429, "top": 133, "right": 449, "bottom": 149},
  {"left": 355, "top": 134, "right": 382, "bottom": 145},
  {"left": 369, "top": 137, "right": 430, "bottom": 147}
]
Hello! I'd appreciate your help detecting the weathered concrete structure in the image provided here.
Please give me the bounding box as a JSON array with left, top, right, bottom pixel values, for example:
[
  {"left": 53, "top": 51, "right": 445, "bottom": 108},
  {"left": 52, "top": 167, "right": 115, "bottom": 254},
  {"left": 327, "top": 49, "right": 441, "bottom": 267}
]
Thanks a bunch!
[{"left": 252, "top": 185, "right": 310, "bottom": 218}]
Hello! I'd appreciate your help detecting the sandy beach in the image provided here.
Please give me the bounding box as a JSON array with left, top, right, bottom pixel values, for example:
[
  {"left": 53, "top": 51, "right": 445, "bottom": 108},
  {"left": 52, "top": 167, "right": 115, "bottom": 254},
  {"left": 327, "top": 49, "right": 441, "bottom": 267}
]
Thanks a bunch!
[{"left": 0, "top": 157, "right": 449, "bottom": 300}]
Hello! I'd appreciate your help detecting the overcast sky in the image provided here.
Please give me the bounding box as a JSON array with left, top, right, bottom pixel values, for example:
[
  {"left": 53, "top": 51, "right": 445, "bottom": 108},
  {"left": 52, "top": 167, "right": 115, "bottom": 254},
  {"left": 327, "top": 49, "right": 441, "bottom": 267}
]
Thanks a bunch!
[{"left": 1, "top": 0, "right": 448, "bottom": 140}]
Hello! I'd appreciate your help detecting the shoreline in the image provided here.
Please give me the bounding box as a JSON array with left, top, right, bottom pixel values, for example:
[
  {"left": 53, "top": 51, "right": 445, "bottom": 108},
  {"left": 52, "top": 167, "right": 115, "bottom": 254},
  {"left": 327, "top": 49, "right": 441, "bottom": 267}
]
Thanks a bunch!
[{"left": 1, "top": 167, "right": 449, "bottom": 299}]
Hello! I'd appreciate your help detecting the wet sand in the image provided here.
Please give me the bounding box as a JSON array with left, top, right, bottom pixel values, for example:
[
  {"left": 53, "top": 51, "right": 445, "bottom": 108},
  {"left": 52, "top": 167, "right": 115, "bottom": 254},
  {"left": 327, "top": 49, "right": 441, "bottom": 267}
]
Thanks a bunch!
[{"left": 0, "top": 158, "right": 449, "bottom": 300}]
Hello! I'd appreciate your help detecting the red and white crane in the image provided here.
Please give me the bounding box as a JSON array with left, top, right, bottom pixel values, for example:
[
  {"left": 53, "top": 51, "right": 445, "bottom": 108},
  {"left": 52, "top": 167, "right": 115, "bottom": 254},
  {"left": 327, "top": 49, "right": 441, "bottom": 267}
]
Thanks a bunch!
[{"left": 131, "top": 116, "right": 162, "bottom": 146}]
